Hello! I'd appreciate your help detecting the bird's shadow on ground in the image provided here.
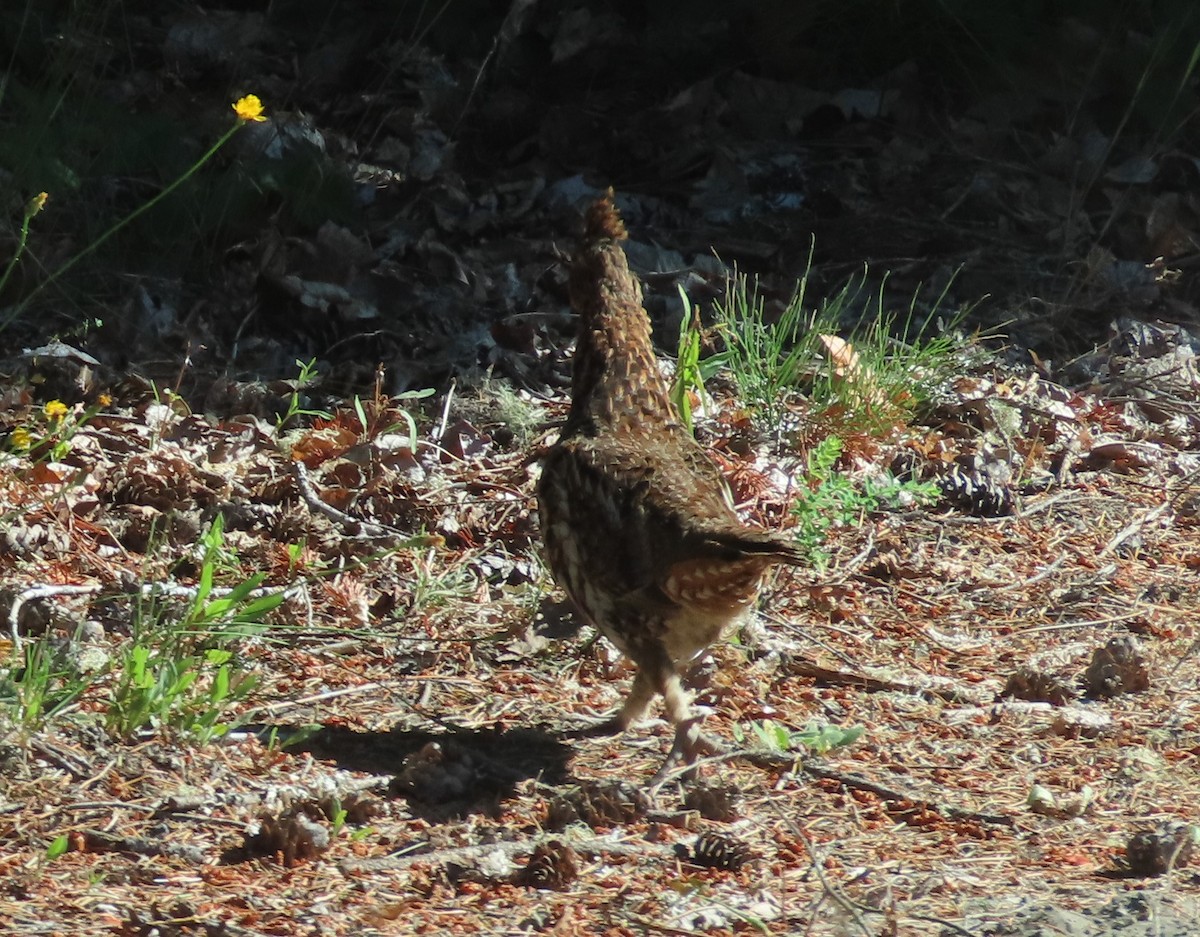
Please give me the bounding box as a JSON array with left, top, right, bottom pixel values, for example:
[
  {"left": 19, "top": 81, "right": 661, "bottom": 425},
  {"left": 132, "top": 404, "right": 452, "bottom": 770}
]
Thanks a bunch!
[{"left": 254, "top": 721, "right": 575, "bottom": 821}]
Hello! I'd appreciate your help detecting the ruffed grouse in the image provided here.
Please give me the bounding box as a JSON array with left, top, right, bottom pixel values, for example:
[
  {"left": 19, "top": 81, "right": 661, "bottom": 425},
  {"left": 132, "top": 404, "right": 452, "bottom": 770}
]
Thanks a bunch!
[{"left": 538, "top": 190, "right": 804, "bottom": 776}]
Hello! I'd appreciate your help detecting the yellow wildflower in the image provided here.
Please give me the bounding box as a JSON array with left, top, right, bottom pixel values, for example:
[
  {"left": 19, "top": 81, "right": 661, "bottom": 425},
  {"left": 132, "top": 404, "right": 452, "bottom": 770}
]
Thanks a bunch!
[
  {"left": 232, "top": 95, "right": 267, "bottom": 122},
  {"left": 43, "top": 399, "right": 68, "bottom": 422},
  {"left": 10, "top": 427, "right": 33, "bottom": 450},
  {"left": 24, "top": 192, "right": 48, "bottom": 219},
  {"left": 98, "top": 392, "right": 113, "bottom": 407}
]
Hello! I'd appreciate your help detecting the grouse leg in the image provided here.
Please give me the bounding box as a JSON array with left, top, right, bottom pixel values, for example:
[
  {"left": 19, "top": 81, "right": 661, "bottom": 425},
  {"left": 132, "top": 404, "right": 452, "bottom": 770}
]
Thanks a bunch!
[
  {"left": 649, "top": 662, "right": 727, "bottom": 784},
  {"left": 567, "top": 669, "right": 655, "bottom": 738}
]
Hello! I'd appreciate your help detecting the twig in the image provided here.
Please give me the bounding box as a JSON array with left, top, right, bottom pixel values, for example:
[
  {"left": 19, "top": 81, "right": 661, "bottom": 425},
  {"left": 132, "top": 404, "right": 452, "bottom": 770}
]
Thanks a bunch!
[
  {"left": 136, "top": 582, "right": 305, "bottom": 602},
  {"left": 656, "top": 748, "right": 1013, "bottom": 828},
  {"left": 783, "top": 817, "right": 982, "bottom": 936},
  {"left": 54, "top": 801, "right": 156, "bottom": 813},
  {"left": 29, "top": 737, "right": 95, "bottom": 780},
  {"left": 82, "top": 829, "right": 207, "bottom": 864},
  {"left": 241, "top": 682, "right": 387, "bottom": 718},
  {"left": 433, "top": 378, "right": 456, "bottom": 443},
  {"left": 9, "top": 583, "right": 101, "bottom": 646},
  {"left": 939, "top": 490, "right": 1080, "bottom": 526},
  {"left": 799, "top": 760, "right": 1014, "bottom": 827},
  {"left": 829, "top": 529, "right": 876, "bottom": 582},
  {"left": 796, "top": 826, "right": 872, "bottom": 937},
  {"left": 623, "top": 914, "right": 725, "bottom": 937},
  {"left": 1015, "top": 610, "right": 1145, "bottom": 635},
  {"left": 339, "top": 829, "right": 670, "bottom": 875},
  {"left": 782, "top": 659, "right": 986, "bottom": 704},
  {"left": 290, "top": 460, "right": 441, "bottom": 546},
  {"left": 994, "top": 553, "right": 1067, "bottom": 591},
  {"left": 1098, "top": 501, "right": 1170, "bottom": 557}
]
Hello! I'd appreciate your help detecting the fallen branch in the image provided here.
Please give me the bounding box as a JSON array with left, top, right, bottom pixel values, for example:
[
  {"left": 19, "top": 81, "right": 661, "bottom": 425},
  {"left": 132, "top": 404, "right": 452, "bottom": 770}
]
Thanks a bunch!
[
  {"left": 338, "top": 829, "right": 672, "bottom": 876},
  {"left": 291, "top": 459, "right": 442, "bottom": 547},
  {"left": 656, "top": 749, "right": 1014, "bottom": 829}
]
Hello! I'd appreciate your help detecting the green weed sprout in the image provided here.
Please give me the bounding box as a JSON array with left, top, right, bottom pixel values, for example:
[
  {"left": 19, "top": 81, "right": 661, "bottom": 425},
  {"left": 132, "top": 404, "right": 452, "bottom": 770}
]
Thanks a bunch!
[{"left": 791, "top": 436, "right": 938, "bottom": 571}]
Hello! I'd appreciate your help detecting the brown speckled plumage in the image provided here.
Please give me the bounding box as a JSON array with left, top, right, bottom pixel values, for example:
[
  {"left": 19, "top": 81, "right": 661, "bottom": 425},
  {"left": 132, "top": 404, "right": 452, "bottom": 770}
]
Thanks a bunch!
[{"left": 538, "top": 190, "right": 803, "bottom": 776}]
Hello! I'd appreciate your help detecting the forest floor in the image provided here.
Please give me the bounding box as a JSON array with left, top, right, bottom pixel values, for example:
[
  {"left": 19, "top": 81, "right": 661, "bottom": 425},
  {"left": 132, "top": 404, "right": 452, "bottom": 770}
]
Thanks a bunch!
[{"left": 1, "top": 3, "right": 1199, "bottom": 935}]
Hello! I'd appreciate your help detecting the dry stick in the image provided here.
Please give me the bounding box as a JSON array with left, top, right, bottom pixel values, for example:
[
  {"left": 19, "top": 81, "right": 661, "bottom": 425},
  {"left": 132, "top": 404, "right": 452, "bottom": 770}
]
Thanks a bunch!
[
  {"left": 432, "top": 378, "right": 455, "bottom": 443},
  {"left": 835, "top": 892, "right": 979, "bottom": 937},
  {"left": 290, "top": 460, "right": 441, "bottom": 546},
  {"left": 622, "top": 916, "right": 717, "bottom": 937},
  {"left": 658, "top": 749, "right": 1013, "bottom": 828},
  {"left": 795, "top": 827, "right": 872, "bottom": 937},
  {"left": 993, "top": 553, "right": 1067, "bottom": 591},
  {"left": 53, "top": 802, "right": 248, "bottom": 831},
  {"left": 339, "top": 830, "right": 673, "bottom": 876},
  {"left": 9, "top": 583, "right": 101, "bottom": 645},
  {"left": 1098, "top": 501, "right": 1171, "bottom": 558},
  {"left": 1016, "top": 610, "right": 1147, "bottom": 636},
  {"left": 51, "top": 801, "right": 156, "bottom": 813},
  {"left": 241, "top": 682, "right": 387, "bottom": 718},
  {"left": 783, "top": 659, "right": 984, "bottom": 705},
  {"left": 785, "top": 819, "right": 980, "bottom": 937},
  {"left": 823, "top": 902, "right": 978, "bottom": 937},
  {"left": 799, "top": 759, "right": 1013, "bottom": 827},
  {"left": 827, "top": 529, "right": 875, "bottom": 583},
  {"left": 900, "top": 913, "right": 977, "bottom": 937},
  {"left": 939, "top": 490, "right": 1080, "bottom": 527},
  {"left": 291, "top": 459, "right": 390, "bottom": 537},
  {"left": 81, "top": 830, "right": 206, "bottom": 864},
  {"left": 1107, "top": 467, "right": 1200, "bottom": 570},
  {"left": 28, "top": 737, "right": 95, "bottom": 780}
]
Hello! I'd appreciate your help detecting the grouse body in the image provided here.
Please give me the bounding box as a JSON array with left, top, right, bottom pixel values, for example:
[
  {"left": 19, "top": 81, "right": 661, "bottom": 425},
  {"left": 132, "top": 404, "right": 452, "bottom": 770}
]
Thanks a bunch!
[{"left": 538, "top": 190, "right": 803, "bottom": 775}]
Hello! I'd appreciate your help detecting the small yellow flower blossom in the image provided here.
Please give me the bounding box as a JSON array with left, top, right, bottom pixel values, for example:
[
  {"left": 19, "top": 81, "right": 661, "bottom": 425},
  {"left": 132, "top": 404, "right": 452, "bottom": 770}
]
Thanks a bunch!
[
  {"left": 98, "top": 392, "right": 114, "bottom": 407},
  {"left": 25, "top": 192, "right": 48, "bottom": 219},
  {"left": 232, "top": 95, "right": 267, "bottom": 122},
  {"left": 43, "top": 400, "right": 69, "bottom": 422},
  {"left": 10, "top": 427, "right": 33, "bottom": 450}
]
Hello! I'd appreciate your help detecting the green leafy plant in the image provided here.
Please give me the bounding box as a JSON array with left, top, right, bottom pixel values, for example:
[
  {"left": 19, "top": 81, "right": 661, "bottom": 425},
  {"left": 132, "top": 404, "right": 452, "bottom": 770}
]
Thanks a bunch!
[
  {"left": 45, "top": 834, "right": 71, "bottom": 861},
  {"left": 714, "top": 254, "right": 972, "bottom": 437},
  {"left": 105, "top": 514, "right": 283, "bottom": 741},
  {"left": 808, "top": 271, "right": 972, "bottom": 429},
  {"left": 407, "top": 549, "right": 476, "bottom": 614},
  {"left": 787, "top": 722, "right": 866, "bottom": 755},
  {"left": 733, "top": 718, "right": 864, "bottom": 755},
  {"left": 277, "top": 358, "right": 334, "bottom": 429},
  {"left": 260, "top": 723, "right": 323, "bottom": 753},
  {"left": 790, "top": 436, "right": 938, "bottom": 571},
  {"left": 4, "top": 633, "right": 90, "bottom": 732},
  {"left": 2, "top": 516, "right": 283, "bottom": 740},
  {"left": 104, "top": 621, "right": 264, "bottom": 744},
  {"left": 363, "top": 388, "right": 435, "bottom": 449},
  {"left": 713, "top": 257, "right": 817, "bottom": 430},
  {"left": 330, "top": 803, "right": 349, "bottom": 837},
  {"left": 671, "top": 286, "right": 711, "bottom": 433}
]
